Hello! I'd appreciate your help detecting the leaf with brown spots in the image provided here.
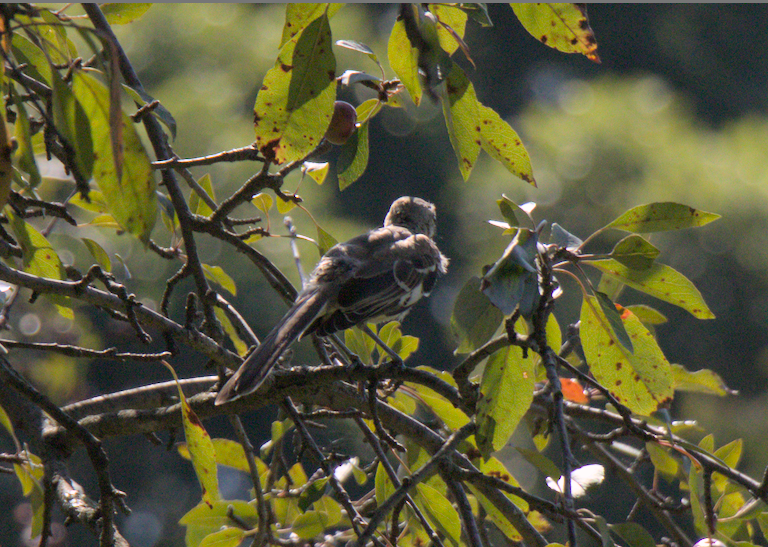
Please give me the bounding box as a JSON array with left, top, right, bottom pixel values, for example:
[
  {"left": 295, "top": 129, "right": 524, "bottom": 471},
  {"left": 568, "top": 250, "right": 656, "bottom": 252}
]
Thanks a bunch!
[
  {"left": 510, "top": 3, "right": 600, "bottom": 62},
  {"left": 468, "top": 455, "right": 531, "bottom": 541},
  {"left": 254, "top": 13, "right": 336, "bottom": 164},
  {"left": 8, "top": 212, "right": 72, "bottom": 319},
  {"left": 584, "top": 259, "right": 715, "bottom": 320},
  {"left": 581, "top": 296, "right": 673, "bottom": 416},
  {"left": 476, "top": 327, "right": 535, "bottom": 457},
  {"left": 72, "top": 72, "right": 156, "bottom": 243},
  {"left": 605, "top": 202, "right": 721, "bottom": 233},
  {"left": 163, "top": 361, "right": 220, "bottom": 507},
  {"left": 441, "top": 63, "right": 481, "bottom": 181},
  {"left": 478, "top": 104, "right": 536, "bottom": 185},
  {"left": 280, "top": 4, "right": 344, "bottom": 48}
]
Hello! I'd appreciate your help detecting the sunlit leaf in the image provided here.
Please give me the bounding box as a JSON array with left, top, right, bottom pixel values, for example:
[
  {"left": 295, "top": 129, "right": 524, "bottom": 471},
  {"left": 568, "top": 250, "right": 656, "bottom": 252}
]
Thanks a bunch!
[
  {"left": 100, "top": 3, "right": 153, "bottom": 24},
  {"left": 202, "top": 264, "right": 236, "bottom": 296},
  {"left": 415, "top": 482, "right": 461, "bottom": 547},
  {"left": 164, "top": 362, "right": 219, "bottom": 506},
  {"left": 337, "top": 119, "right": 369, "bottom": 190},
  {"left": 625, "top": 304, "right": 667, "bottom": 325},
  {"left": 11, "top": 34, "right": 53, "bottom": 85},
  {"left": 585, "top": 259, "right": 715, "bottom": 319},
  {"left": 580, "top": 297, "right": 673, "bottom": 415},
  {"left": 430, "top": 4, "right": 468, "bottom": 55},
  {"left": 478, "top": 103, "right": 535, "bottom": 185},
  {"left": 81, "top": 238, "right": 111, "bottom": 272},
  {"left": 280, "top": 4, "right": 344, "bottom": 48},
  {"left": 605, "top": 202, "right": 720, "bottom": 233},
  {"left": 546, "top": 464, "right": 605, "bottom": 498},
  {"left": 408, "top": 374, "right": 470, "bottom": 430},
  {"left": 346, "top": 325, "right": 376, "bottom": 365},
  {"left": 302, "top": 161, "right": 329, "bottom": 185},
  {"left": 609, "top": 235, "right": 660, "bottom": 270},
  {"left": 316, "top": 225, "right": 337, "bottom": 255},
  {"left": 180, "top": 500, "right": 257, "bottom": 547},
  {"left": 388, "top": 17, "right": 422, "bottom": 105},
  {"left": 646, "top": 442, "right": 680, "bottom": 479},
  {"left": 450, "top": 276, "right": 503, "bottom": 354},
  {"left": 275, "top": 195, "right": 296, "bottom": 214},
  {"left": 189, "top": 173, "right": 215, "bottom": 217},
  {"left": 442, "top": 63, "right": 480, "bottom": 181},
  {"left": 198, "top": 528, "right": 244, "bottom": 547},
  {"left": 214, "top": 308, "right": 249, "bottom": 357},
  {"left": 11, "top": 92, "right": 41, "bottom": 188},
  {"left": 496, "top": 195, "right": 535, "bottom": 230},
  {"left": 476, "top": 343, "right": 535, "bottom": 457},
  {"left": 73, "top": 71, "right": 157, "bottom": 243},
  {"left": 356, "top": 98, "right": 382, "bottom": 123},
  {"left": 375, "top": 462, "right": 395, "bottom": 506},
  {"left": 255, "top": 13, "right": 336, "bottom": 164},
  {"left": 252, "top": 192, "right": 273, "bottom": 214},
  {"left": 511, "top": 3, "right": 600, "bottom": 62},
  {"left": 672, "top": 364, "right": 735, "bottom": 396},
  {"left": 594, "top": 291, "right": 633, "bottom": 352},
  {"left": 560, "top": 377, "right": 589, "bottom": 404}
]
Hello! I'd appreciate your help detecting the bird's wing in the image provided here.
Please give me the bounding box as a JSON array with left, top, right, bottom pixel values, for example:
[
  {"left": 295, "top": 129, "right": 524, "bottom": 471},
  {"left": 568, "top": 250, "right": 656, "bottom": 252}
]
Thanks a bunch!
[{"left": 311, "top": 230, "right": 445, "bottom": 335}]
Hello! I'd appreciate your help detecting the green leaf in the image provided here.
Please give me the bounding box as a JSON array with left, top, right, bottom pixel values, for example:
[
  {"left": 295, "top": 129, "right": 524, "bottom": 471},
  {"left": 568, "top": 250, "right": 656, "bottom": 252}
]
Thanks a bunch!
[
  {"left": 202, "top": 264, "right": 236, "bottom": 296},
  {"left": 345, "top": 326, "right": 376, "bottom": 364},
  {"left": 11, "top": 93, "right": 41, "bottom": 188},
  {"left": 672, "top": 364, "right": 735, "bottom": 396},
  {"left": 302, "top": 161, "right": 329, "bottom": 185},
  {"left": 450, "top": 276, "right": 503, "bottom": 354},
  {"left": 476, "top": 343, "right": 535, "bottom": 457},
  {"left": 299, "top": 477, "right": 328, "bottom": 512},
  {"left": 580, "top": 297, "right": 673, "bottom": 416},
  {"left": 72, "top": 71, "right": 157, "bottom": 243},
  {"left": 81, "top": 238, "right": 111, "bottom": 272},
  {"left": 337, "top": 119, "right": 369, "bottom": 190},
  {"left": 510, "top": 3, "right": 600, "bottom": 62},
  {"left": 609, "top": 522, "right": 657, "bottom": 547},
  {"left": 198, "top": 528, "right": 244, "bottom": 547},
  {"left": 50, "top": 66, "right": 94, "bottom": 181},
  {"left": 293, "top": 510, "right": 328, "bottom": 539},
  {"left": 180, "top": 438, "right": 267, "bottom": 476},
  {"left": 610, "top": 235, "right": 660, "bottom": 270},
  {"left": 415, "top": 482, "right": 461, "bottom": 547},
  {"left": 11, "top": 34, "right": 53, "bottom": 85},
  {"left": 180, "top": 500, "right": 257, "bottom": 547},
  {"left": 251, "top": 192, "right": 273, "bottom": 214},
  {"left": 605, "top": 202, "right": 721, "bottom": 233},
  {"left": 480, "top": 228, "right": 539, "bottom": 317},
  {"left": 496, "top": 195, "right": 535, "bottom": 230},
  {"left": 275, "top": 194, "right": 297, "bottom": 214},
  {"left": 355, "top": 98, "right": 382, "bottom": 123},
  {"left": 122, "top": 84, "right": 178, "bottom": 139},
  {"left": 407, "top": 374, "right": 470, "bottom": 430},
  {"left": 594, "top": 291, "right": 633, "bottom": 352},
  {"left": 9, "top": 213, "right": 72, "bottom": 318},
  {"left": 625, "top": 304, "right": 667, "bottom": 325},
  {"left": 478, "top": 103, "right": 535, "bottom": 185},
  {"left": 100, "top": 3, "right": 153, "bottom": 24},
  {"left": 645, "top": 442, "right": 679, "bottom": 479},
  {"left": 316, "top": 225, "right": 337, "bottom": 255},
  {"left": 585, "top": 259, "right": 715, "bottom": 319},
  {"left": 459, "top": 4, "right": 493, "bottom": 27},
  {"left": 254, "top": 14, "right": 336, "bottom": 164},
  {"left": 430, "top": 4, "right": 468, "bottom": 55},
  {"left": 214, "top": 308, "right": 249, "bottom": 357},
  {"left": 442, "top": 63, "right": 481, "bottom": 181},
  {"left": 516, "top": 447, "right": 561, "bottom": 480},
  {"left": 280, "top": 4, "right": 344, "bottom": 48},
  {"left": 375, "top": 462, "right": 395, "bottom": 506},
  {"left": 189, "top": 174, "right": 215, "bottom": 217},
  {"left": 388, "top": 18, "right": 422, "bottom": 106},
  {"left": 467, "top": 456, "right": 527, "bottom": 541}
]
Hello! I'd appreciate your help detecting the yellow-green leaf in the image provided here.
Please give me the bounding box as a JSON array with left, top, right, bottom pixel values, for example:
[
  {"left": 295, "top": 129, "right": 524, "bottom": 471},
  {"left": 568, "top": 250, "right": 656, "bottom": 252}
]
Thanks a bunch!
[
  {"left": 72, "top": 71, "right": 156, "bottom": 243},
  {"left": 415, "top": 482, "right": 461, "bottom": 547},
  {"left": 202, "top": 264, "right": 236, "bottom": 296},
  {"left": 251, "top": 192, "right": 273, "bottom": 214},
  {"left": 388, "top": 18, "right": 421, "bottom": 106},
  {"left": 605, "top": 202, "right": 721, "bottom": 233},
  {"left": 198, "top": 527, "right": 244, "bottom": 547},
  {"left": 275, "top": 194, "right": 297, "bottom": 214},
  {"left": 430, "top": 4, "right": 468, "bottom": 55},
  {"left": 280, "top": 4, "right": 344, "bottom": 48},
  {"left": 337, "top": 119, "right": 369, "bottom": 190},
  {"left": 254, "top": 13, "right": 336, "bottom": 164},
  {"left": 302, "top": 161, "right": 329, "bottom": 185},
  {"left": 100, "top": 3, "right": 153, "bottom": 24},
  {"left": 375, "top": 462, "right": 395, "bottom": 506},
  {"left": 11, "top": 93, "right": 41, "bottom": 188},
  {"left": 180, "top": 500, "right": 257, "bottom": 547},
  {"left": 189, "top": 174, "right": 215, "bottom": 217},
  {"left": 511, "top": 3, "right": 599, "bottom": 62},
  {"left": 316, "top": 225, "right": 337, "bottom": 255},
  {"left": 478, "top": 104, "right": 535, "bottom": 185},
  {"left": 442, "top": 63, "right": 480, "bottom": 181},
  {"left": 672, "top": 364, "right": 735, "bottom": 396},
  {"left": 81, "top": 238, "right": 112, "bottom": 272},
  {"left": 214, "top": 308, "right": 249, "bottom": 357},
  {"left": 476, "top": 343, "right": 535, "bottom": 457},
  {"left": 609, "top": 234, "right": 660, "bottom": 270},
  {"left": 585, "top": 259, "right": 715, "bottom": 319},
  {"left": 580, "top": 297, "right": 673, "bottom": 416}
]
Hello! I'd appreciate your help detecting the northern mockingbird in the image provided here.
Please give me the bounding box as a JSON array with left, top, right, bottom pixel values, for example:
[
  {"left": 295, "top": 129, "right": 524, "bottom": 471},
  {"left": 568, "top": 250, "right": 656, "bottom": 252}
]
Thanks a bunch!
[{"left": 215, "top": 196, "right": 449, "bottom": 405}]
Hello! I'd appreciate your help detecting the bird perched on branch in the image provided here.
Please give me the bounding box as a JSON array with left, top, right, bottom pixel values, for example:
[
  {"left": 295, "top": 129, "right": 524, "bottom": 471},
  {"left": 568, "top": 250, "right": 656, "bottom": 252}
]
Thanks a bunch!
[{"left": 215, "top": 196, "right": 449, "bottom": 405}]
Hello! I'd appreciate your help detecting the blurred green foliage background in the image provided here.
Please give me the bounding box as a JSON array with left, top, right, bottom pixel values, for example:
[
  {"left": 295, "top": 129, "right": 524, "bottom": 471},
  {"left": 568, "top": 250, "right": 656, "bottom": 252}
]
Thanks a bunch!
[{"left": 5, "top": 4, "right": 768, "bottom": 546}]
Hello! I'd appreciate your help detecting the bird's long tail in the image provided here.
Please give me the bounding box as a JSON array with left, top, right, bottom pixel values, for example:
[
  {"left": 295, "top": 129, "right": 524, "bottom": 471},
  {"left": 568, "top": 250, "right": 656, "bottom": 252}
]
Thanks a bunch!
[{"left": 215, "top": 288, "right": 329, "bottom": 405}]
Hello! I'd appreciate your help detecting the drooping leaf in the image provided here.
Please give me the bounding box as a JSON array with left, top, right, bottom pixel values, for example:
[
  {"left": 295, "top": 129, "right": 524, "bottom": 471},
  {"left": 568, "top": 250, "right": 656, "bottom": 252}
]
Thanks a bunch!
[
  {"left": 430, "top": 4, "right": 468, "bottom": 55},
  {"left": 441, "top": 63, "right": 481, "bottom": 181},
  {"left": 202, "top": 264, "right": 236, "bottom": 296},
  {"left": 280, "top": 4, "right": 344, "bottom": 48},
  {"left": 478, "top": 104, "right": 535, "bottom": 185},
  {"left": 585, "top": 259, "right": 715, "bottom": 319},
  {"left": 459, "top": 4, "right": 493, "bottom": 27},
  {"left": 672, "top": 364, "right": 736, "bottom": 396},
  {"left": 164, "top": 362, "right": 219, "bottom": 506},
  {"left": 511, "top": 3, "right": 600, "bottom": 62},
  {"left": 605, "top": 202, "right": 721, "bottom": 233},
  {"left": 408, "top": 373, "right": 470, "bottom": 430},
  {"left": 254, "top": 13, "right": 336, "bottom": 164},
  {"left": 72, "top": 71, "right": 157, "bottom": 243},
  {"left": 481, "top": 228, "right": 539, "bottom": 317},
  {"left": 594, "top": 291, "right": 633, "bottom": 352},
  {"left": 337, "top": 119, "right": 369, "bottom": 190},
  {"left": 81, "top": 238, "right": 112, "bottom": 272},
  {"left": 415, "top": 482, "right": 461, "bottom": 547},
  {"left": 50, "top": 65, "right": 94, "bottom": 181},
  {"left": 100, "top": 3, "right": 153, "bottom": 24},
  {"left": 476, "top": 344, "right": 535, "bottom": 457},
  {"left": 388, "top": 17, "right": 422, "bottom": 105},
  {"left": 467, "top": 456, "right": 528, "bottom": 541},
  {"left": 375, "top": 462, "right": 395, "bottom": 507},
  {"left": 450, "top": 276, "right": 503, "bottom": 354},
  {"left": 580, "top": 297, "right": 673, "bottom": 416}
]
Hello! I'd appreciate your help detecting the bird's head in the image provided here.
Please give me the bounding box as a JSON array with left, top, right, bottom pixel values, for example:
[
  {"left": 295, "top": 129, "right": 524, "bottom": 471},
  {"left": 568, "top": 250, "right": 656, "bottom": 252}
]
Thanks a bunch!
[{"left": 384, "top": 196, "right": 438, "bottom": 238}]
